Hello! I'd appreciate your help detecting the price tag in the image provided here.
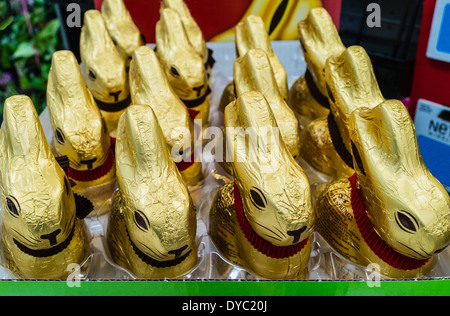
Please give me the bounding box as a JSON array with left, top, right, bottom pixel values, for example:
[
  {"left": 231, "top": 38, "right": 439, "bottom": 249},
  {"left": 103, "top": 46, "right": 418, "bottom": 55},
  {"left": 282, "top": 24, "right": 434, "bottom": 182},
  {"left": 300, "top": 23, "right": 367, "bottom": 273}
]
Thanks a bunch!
[{"left": 414, "top": 99, "right": 450, "bottom": 192}]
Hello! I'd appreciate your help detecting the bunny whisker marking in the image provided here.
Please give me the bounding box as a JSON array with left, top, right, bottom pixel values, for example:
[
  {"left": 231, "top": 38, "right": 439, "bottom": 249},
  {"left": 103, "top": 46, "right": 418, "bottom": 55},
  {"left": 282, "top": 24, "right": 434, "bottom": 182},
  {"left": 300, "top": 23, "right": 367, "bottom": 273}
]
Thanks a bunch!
[
  {"left": 138, "top": 242, "right": 166, "bottom": 260},
  {"left": 255, "top": 222, "right": 283, "bottom": 240}
]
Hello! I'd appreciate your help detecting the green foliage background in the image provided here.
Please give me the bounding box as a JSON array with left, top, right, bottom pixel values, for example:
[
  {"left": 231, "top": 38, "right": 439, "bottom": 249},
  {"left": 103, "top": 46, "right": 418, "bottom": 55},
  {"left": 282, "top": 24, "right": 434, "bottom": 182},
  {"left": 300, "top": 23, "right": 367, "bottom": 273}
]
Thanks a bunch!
[{"left": 0, "top": 0, "right": 64, "bottom": 122}]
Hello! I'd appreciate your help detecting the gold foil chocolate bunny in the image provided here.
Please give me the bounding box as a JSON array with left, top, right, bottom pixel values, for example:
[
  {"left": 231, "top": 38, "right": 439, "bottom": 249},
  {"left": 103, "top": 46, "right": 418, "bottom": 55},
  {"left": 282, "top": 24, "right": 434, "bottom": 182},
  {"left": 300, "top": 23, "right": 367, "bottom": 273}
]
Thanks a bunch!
[
  {"left": 101, "top": 0, "right": 144, "bottom": 64},
  {"left": 209, "top": 91, "right": 314, "bottom": 279},
  {"left": 47, "top": 50, "right": 116, "bottom": 213},
  {"left": 219, "top": 14, "right": 289, "bottom": 110},
  {"left": 0, "top": 95, "right": 92, "bottom": 279},
  {"left": 107, "top": 105, "right": 198, "bottom": 279},
  {"left": 288, "top": 8, "right": 345, "bottom": 125},
  {"left": 129, "top": 45, "right": 202, "bottom": 186},
  {"left": 300, "top": 46, "right": 383, "bottom": 180},
  {"left": 80, "top": 9, "right": 130, "bottom": 138},
  {"left": 156, "top": 8, "right": 210, "bottom": 130},
  {"left": 315, "top": 99, "right": 450, "bottom": 278}
]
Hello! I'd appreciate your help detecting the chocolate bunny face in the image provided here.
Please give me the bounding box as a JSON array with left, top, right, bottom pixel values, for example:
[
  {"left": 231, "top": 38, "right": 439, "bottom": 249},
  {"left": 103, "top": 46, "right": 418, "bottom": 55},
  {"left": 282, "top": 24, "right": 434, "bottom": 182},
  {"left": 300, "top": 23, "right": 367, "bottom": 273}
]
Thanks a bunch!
[
  {"left": 80, "top": 10, "right": 129, "bottom": 105},
  {"left": 115, "top": 105, "right": 197, "bottom": 263},
  {"left": 155, "top": 8, "right": 207, "bottom": 101},
  {"left": 235, "top": 15, "right": 288, "bottom": 100},
  {"left": 0, "top": 96, "right": 77, "bottom": 252},
  {"left": 225, "top": 91, "right": 313, "bottom": 247},
  {"left": 350, "top": 100, "right": 450, "bottom": 259},
  {"left": 101, "top": 0, "right": 143, "bottom": 64},
  {"left": 47, "top": 50, "right": 111, "bottom": 171}
]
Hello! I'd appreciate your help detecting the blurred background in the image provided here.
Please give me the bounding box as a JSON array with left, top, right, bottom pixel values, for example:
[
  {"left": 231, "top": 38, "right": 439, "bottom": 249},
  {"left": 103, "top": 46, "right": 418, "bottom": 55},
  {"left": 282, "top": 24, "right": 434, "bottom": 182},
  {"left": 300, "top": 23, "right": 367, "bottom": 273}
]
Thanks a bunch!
[{"left": 0, "top": 0, "right": 426, "bottom": 122}]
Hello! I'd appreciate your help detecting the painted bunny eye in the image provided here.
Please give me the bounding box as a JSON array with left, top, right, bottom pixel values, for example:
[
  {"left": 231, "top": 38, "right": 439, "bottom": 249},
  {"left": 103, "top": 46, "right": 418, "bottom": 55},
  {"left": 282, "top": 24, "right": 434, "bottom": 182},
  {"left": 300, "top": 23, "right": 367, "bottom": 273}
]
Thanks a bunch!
[
  {"left": 396, "top": 211, "right": 419, "bottom": 233},
  {"left": 88, "top": 69, "right": 96, "bottom": 80},
  {"left": 170, "top": 66, "right": 180, "bottom": 77},
  {"left": 6, "top": 196, "right": 20, "bottom": 217},
  {"left": 134, "top": 210, "right": 149, "bottom": 232},
  {"left": 55, "top": 127, "right": 65, "bottom": 144},
  {"left": 249, "top": 187, "right": 267, "bottom": 210}
]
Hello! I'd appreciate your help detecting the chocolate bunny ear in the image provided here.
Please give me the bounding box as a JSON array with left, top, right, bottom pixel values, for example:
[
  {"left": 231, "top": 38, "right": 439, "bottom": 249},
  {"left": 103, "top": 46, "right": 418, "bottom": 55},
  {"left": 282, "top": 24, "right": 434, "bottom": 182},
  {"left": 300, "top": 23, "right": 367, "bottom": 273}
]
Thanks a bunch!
[
  {"left": 225, "top": 91, "right": 297, "bottom": 175},
  {"left": 115, "top": 105, "right": 177, "bottom": 183},
  {"left": 156, "top": 8, "right": 196, "bottom": 56},
  {"left": 101, "top": 0, "right": 143, "bottom": 62},
  {"left": 161, "top": 0, "right": 207, "bottom": 62},
  {"left": 350, "top": 100, "right": 423, "bottom": 177},
  {"left": 234, "top": 48, "right": 300, "bottom": 159},
  {"left": 298, "top": 8, "right": 345, "bottom": 96},
  {"left": 235, "top": 15, "right": 288, "bottom": 100},
  {"left": 325, "top": 46, "right": 384, "bottom": 153},
  {"left": 2, "top": 96, "right": 54, "bottom": 162},
  {"left": 129, "top": 45, "right": 192, "bottom": 150}
]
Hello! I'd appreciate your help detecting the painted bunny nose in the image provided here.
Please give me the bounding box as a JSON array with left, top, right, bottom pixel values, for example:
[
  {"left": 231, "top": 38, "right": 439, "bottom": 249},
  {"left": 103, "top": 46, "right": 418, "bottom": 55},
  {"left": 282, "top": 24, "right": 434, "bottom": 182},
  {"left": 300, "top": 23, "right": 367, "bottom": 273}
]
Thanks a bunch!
[
  {"left": 193, "top": 85, "right": 204, "bottom": 97},
  {"left": 109, "top": 90, "right": 122, "bottom": 102},
  {"left": 40, "top": 229, "right": 61, "bottom": 246},
  {"left": 80, "top": 157, "right": 97, "bottom": 170},
  {"left": 287, "top": 226, "right": 307, "bottom": 244},
  {"left": 168, "top": 245, "right": 188, "bottom": 259}
]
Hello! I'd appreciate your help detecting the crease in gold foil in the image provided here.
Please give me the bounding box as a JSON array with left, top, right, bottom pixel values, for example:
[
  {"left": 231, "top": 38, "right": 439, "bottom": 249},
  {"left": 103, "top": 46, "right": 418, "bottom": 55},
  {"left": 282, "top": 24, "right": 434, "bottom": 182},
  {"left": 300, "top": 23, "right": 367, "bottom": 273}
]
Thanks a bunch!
[
  {"left": 288, "top": 7, "right": 345, "bottom": 123},
  {"left": 80, "top": 9, "right": 130, "bottom": 137},
  {"left": 209, "top": 91, "right": 313, "bottom": 279},
  {"left": 0, "top": 95, "right": 88, "bottom": 279},
  {"left": 101, "top": 0, "right": 144, "bottom": 63},
  {"left": 107, "top": 105, "right": 197, "bottom": 279}
]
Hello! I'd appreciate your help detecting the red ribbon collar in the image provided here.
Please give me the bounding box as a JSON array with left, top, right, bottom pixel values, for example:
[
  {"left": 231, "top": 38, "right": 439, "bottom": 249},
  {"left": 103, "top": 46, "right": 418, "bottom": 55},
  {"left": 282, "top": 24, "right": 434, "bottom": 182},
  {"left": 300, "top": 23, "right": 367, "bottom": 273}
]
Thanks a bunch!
[
  {"left": 349, "top": 173, "right": 430, "bottom": 270},
  {"left": 233, "top": 182, "right": 309, "bottom": 259},
  {"left": 67, "top": 149, "right": 114, "bottom": 182}
]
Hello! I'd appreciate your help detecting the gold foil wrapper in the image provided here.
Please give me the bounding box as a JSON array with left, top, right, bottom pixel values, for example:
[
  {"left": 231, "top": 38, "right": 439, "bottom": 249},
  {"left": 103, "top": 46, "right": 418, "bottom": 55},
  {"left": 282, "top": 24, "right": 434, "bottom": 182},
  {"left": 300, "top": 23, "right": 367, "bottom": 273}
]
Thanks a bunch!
[
  {"left": 101, "top": 0, "right": 144, "bottom": 64},
  {"left": 315, "top": 100, "right": 450, "bottom": 278},
  {"left": 300, "top": 46, "right": 381, "bottom": 180},
  {"left": 107, "top": 105, "right": 197, "bottom": 279},
  {"left": 0, "top": 95, "right": 88, "bottom": 279},
  {"left": 209, "top": 91, "right": 313, "bottom": 279},
  {"left": 129, "top": 45, "right": 202, "bottom": 186},
  {"left": 288, "top": 7, "right": 345, "bottom": 123},
  {"left": 80, "top": 9, "right": 130, "bottom": 137},
  {"left": 155, "top": 8, "right": 210, "bottom": 128},
  {"left": 47, "top": 50, "right": 116, "bottom": 209}
]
